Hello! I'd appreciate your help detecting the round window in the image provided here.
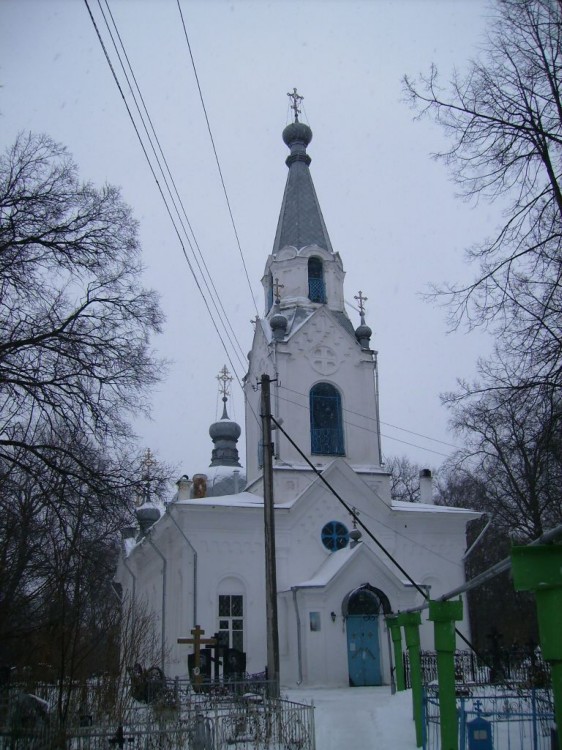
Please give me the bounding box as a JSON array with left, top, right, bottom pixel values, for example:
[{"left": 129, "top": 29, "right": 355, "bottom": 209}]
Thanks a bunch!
[{"left": 321, "top": 521, "right": 349, "bottom": 551}]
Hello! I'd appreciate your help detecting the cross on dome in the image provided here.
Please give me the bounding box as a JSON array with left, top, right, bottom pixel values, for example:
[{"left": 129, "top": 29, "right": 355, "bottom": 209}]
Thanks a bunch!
[
  {"left": 354, "top": 290, "right": 369, "bottom": 325},
  {"left": 287, "top": 87, "right": 304, "bottom": 122},
  {"left": 216, "top": 364, "right": 233, "bottom": 400}
]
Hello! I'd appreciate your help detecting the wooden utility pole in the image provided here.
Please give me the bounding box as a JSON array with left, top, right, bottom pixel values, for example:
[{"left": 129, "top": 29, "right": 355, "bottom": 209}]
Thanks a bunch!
[{"left": 261, "top": 373, "right": 280, "bottom": 698}]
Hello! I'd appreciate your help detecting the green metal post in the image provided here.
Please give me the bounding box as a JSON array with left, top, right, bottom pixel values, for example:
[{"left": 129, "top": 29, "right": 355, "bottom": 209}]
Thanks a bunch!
[
  {"left": 429, "top": 599, "right": 463, "bottom": 750},
  {"left": 511, "top": 545, "right": 562, "bottom": 745},
  {"left": 387, "top": 615, "right": 406, "bottom": 692},
  {"left": 397, "top": 611, "right": 423, "bottom": 748}
]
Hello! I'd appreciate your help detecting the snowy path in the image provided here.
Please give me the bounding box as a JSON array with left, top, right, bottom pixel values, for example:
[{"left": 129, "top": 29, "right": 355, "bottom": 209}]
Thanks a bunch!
[{"left": 284, "top": 686, "right": 419, "bottom": 749}]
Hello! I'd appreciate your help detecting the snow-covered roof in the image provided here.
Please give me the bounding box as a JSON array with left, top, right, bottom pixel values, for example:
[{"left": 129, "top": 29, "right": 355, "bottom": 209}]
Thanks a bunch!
[
  {"left": 175, "top": 491, "right": 292, "bottom": 509},
  {"left": 391, "top": 500, "right": 480, "bottom": 516},
  {"left": 283, "top": 545, "right": 361, "bottom": 590}
]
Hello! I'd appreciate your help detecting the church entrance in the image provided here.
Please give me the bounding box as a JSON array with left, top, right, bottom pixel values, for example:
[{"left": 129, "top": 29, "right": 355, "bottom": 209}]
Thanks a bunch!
[{"left": 342, "top": 584, "right": 391, "bottom": 687}]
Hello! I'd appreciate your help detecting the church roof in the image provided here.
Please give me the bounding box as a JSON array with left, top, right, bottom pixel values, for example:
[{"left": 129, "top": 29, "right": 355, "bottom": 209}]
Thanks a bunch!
[{"left": 272, "top": 119, "right": 334, "bottom": 255}]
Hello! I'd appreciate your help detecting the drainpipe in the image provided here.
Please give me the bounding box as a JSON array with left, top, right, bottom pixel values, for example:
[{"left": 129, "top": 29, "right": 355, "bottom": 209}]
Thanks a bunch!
[
  {"left": 148, "top": 536, "right": 167, "bottom": 671},
  {"left": 373, "top": 351, "right": 383, "bottom": 466},
  {"left": 122, "top": 558, "right": 137, "bottom": 604},
  {"left": 166, "top": 506, "right": 198, "bottom": 625},
  {"left": 291, "top": 587, "right": 304, "bottom": 685}
]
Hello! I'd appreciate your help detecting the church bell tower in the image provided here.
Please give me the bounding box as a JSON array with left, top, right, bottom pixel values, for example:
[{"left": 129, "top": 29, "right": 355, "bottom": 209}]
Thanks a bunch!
[{"left": 244, "top": 91, "right": 385, "bottom": 498}]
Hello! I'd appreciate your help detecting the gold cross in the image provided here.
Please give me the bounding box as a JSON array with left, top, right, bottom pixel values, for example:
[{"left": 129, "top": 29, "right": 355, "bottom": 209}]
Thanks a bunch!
[
  {"left": 273, "top": 277, "right": 284, "bottom": 303},
  {"left": 287, "top": 88, "right": 303, "bottom": 122},
  {"left": 177, "top": 625, "right": 217, "bottom": 686},
  {"left": 216, "top": 365, "right": 233, "bottom": 399}
]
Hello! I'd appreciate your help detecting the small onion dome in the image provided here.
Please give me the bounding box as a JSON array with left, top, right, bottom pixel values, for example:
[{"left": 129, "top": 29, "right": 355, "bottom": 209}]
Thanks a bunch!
[
  {"left": 349, "top": 528, "right": 362, "bottom": 547},
  {"left": 209, "top": 397, "right": 242, "bottom": 468},
  {"left": 136, "top": 503, "right": 161, "bottom": 536},
  {"left": 209, "top": 417, "right": 241, "bottom": 442},
  {"left": 270, "top": 312, "right": 288, "bottom": 340},
  {"left": 355, "top": 323, "right": 372, "bottom": 349},
  {"left": 282, "top": 121, "right": 313, "bottom": 148},
  {"left": 283, "top": 121, "right": 312, "bottom": 167}
]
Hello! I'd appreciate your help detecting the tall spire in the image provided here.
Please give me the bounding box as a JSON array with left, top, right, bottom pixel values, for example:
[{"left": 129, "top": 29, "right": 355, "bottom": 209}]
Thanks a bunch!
[{"left": 272, "top": 89, "right": 334, "bottom": 255}]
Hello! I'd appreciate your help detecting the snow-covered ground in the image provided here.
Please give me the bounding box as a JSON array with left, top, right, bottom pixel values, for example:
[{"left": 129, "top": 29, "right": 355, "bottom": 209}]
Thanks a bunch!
[{"left": 284, "top": 686, "right": 418, "bottom": 749}]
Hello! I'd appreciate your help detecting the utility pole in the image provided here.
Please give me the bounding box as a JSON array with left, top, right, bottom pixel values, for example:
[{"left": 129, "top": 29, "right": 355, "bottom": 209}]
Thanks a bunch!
[{"left": 261, "top": 373, "right": 280, "bottom": 698}]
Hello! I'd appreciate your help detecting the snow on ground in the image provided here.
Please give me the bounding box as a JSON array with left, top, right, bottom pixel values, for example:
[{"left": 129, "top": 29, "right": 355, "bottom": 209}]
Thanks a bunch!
[{"left": 284, "top": 686, "right": 418, "bottom": 749}]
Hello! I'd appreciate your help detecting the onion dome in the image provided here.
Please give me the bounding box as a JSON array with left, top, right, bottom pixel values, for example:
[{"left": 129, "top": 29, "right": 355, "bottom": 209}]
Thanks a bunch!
[
  {"left": 136, "top": 503, "right": 161, "bottom": 536},
  {"left": 209, "top": 396, "right": 242, "bottom": 467},
  {"left": 349, "top": 528, "right": 362, "bottom": 548},
  {"left": 282, "top": 121, "right": 312, "bottom": 168},
  {"left": 270, "top": 310, "right": 288, "bottom": 340},
  {"left": 355, "top": 323, "right": 372, "bottom": 349}
]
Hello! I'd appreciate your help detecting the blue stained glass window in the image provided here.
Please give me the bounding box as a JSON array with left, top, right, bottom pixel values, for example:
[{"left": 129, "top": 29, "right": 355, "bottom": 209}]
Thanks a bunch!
[
  {"left": 310, "top": 383, "right": 344, "bottom": 455},
  {"left": 321, "top": 521, "right": 349, "bottom": 551},
  {"left": 308, "top": 257, "right": 326, "bottom": 303}
]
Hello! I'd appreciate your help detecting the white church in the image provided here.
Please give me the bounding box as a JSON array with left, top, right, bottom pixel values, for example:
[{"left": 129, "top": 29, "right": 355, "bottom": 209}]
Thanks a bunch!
[{"left": 116, "top": 100, "right": 478, "bottom": 688}]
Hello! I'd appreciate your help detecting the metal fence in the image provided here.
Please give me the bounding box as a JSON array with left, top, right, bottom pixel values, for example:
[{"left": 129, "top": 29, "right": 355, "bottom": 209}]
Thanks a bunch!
[
  {"left": 404, "top": 649, "right": 552, "bottom": 689},
  {"left": 423, "top": 687, "right": 556, "bottom": 750},
  {"left": 0, "top": 678, "right": 315, "bottom": 750}
]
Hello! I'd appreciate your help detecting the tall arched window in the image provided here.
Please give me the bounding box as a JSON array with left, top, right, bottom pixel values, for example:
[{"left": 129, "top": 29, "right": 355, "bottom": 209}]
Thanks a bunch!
[
  {"left": 310, "top": 382, "right": 344, "bottom": 455},
  {"left": 308, "top": 257, "right": 326, "bottom": 303}
]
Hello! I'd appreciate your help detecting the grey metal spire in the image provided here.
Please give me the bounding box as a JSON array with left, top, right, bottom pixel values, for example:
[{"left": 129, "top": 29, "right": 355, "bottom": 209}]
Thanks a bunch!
[{"left": 272, "top": 90, "right": 334, "bottom": 255}]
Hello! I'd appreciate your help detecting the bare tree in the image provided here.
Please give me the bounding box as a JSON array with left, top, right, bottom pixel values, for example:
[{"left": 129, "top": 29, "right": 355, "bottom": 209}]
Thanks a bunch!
[
  {"left": 385, "top": 455, "right": 434, "bottom": 503},
  {"left": 0, "top": 132, "right": 165, "bottom": 490},
  {"left": 443, "top": 383, "right": 562, "bottom": 540},
  {"left": 404, "top": 0, "right": 562, "bottom": 393},
  {"left": 0, "top": 133, "right": 170, "bottom": 682}
]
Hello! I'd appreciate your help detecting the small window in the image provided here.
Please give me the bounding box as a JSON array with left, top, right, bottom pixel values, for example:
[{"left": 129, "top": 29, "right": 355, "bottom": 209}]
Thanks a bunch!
[
  {"left": 310, "top": 382, "right": 344, "bottom": 455},
  {"left": 309, "top": 612, "right": 321, "bottom": 631},
  {"left": 321, "top": 521, "right": 349, "bottom": 551},
  {"left": 308, "top": 257, "right": 326, "bottom": 303}
]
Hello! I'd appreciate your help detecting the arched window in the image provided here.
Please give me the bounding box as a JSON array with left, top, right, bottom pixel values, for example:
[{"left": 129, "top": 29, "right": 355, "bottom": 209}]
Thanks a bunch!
[
  {"left": 310, "top": 382, "right": 344, "bottom": 455},
  {"left": 308, "top": 257, "right": 326, "bottom": 303}
]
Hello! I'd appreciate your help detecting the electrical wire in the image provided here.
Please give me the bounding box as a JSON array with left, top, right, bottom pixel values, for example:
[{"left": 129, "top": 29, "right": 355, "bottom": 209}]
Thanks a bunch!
[
  {"left": 98, "top": 0, "right": 248, "bottom": 374},
  {"left": 269, "top": 414, "right": 429, "bottom": 600},
  {"left": 176, "top": 0, "right": 260, "bottom": 321},
  {"left": 275, "top": 390, "right": 453, "bottom": 459},
  {"left": 84, "top": 0, "right": 252, "bottom": 400}
]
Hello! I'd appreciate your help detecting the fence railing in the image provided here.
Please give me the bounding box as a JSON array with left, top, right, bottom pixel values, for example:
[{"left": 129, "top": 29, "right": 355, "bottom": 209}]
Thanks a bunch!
[
  {"left": 423, "top": 686, "right": 556, "bottom": 750},
  {"left": 0, "top": 677, "right": 315, "bottom": 750},
  {"left": 404, "top": 649, "right": 552, "bottom": 690}
]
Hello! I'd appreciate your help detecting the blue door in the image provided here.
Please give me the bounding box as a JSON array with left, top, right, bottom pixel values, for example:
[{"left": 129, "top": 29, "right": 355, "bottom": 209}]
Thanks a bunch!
[{"left": 346, "top": 615, "right": 381, "bottom": 686}]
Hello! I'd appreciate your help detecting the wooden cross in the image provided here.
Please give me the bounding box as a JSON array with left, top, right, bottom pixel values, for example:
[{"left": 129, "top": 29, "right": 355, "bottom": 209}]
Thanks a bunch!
[
  {"left": 287, "top": 87, "right": 304, "bottom": 121},
  {"left": 251, "top": 315, "right": 260, "bottom": 327},
  {"left": 177, "top": 626, "right": 217, "bottom": 686},
  {"left": 273, "top": 277, "right": 284, "bottom": 304}
]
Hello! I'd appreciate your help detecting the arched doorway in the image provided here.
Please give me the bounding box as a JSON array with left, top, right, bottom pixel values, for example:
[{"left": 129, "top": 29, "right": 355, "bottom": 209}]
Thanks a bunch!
[{"left": 342, "top": 584, "right": 391, "bottom": 687}]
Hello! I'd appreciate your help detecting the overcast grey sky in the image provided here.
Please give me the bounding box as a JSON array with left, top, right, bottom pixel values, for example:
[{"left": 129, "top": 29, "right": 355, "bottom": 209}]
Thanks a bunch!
[{"left": 1, "top": 0, "right": 495, "bottom": 484}]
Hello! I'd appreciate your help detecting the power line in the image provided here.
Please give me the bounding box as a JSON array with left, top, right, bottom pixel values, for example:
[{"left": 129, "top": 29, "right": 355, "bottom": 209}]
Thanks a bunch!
[
  {"left": 84, "top": 0, "right": 249, "bottom": 389},
  {"left": 275, "top": 390, "right": 453, "bottom": 458},
  {"left": 99, "top": 0, "right": 248, "bottom": 374},
  {"left": 270, "top": 414, "right": 429, "bottom": 600},
  {"left": 176, "top": 0, "right": 260, "bottom": 321}
]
